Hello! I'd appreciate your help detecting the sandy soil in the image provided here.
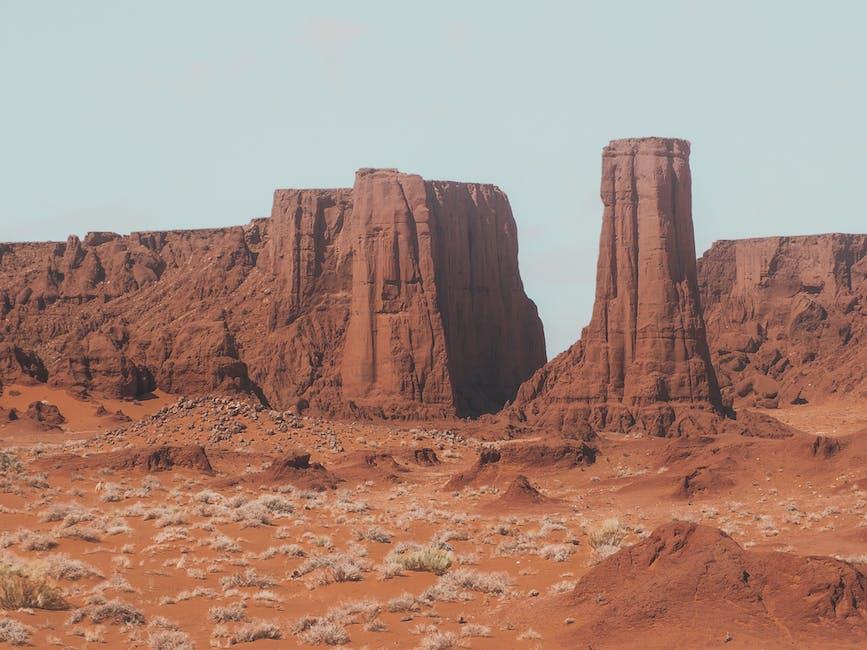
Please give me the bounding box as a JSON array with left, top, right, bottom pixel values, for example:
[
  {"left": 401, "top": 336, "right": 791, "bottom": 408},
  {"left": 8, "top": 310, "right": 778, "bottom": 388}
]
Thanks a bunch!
[{"left": 1, "top": 386, "right": 866, "bottom": 648}]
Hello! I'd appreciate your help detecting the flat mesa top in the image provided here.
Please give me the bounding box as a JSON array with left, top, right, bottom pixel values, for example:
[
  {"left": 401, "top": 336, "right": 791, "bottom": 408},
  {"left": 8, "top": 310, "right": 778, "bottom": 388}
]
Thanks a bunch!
[{"left": 604, "top": 137, "right": 691, "bottom": 157}]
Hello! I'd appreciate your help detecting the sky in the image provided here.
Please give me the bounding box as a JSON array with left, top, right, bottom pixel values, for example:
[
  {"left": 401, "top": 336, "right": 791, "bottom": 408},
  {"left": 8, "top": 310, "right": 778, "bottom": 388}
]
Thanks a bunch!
[{"left": 2, "top": 1, "right": 865, "bottom": 357}]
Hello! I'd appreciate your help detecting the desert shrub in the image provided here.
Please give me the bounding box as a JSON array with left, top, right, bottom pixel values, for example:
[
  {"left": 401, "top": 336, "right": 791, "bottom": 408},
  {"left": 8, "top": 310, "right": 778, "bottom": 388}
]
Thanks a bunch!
[
  {"left": 39, "top": 503, "right": 95, "bottom": 525},
  {"left": 209, "top": 602, "right": 247, "bottom": 622},
  {"left": 388, "top": 546, "right": 452, "bottom": 575},
  {"left": 154, "top": 510, "right": 188, "bottom": 528},
  {"left": 219, "top": 568, "right": 276, "bottom": 589},
  {"left": 251, "top": 494, "right": 294, "bottom": 514},
  {"left": 52, "top": 525, "right": 101, "bottom": 543},
  {"left": 365, "top": 619, "right": 387, "bottom": 632},
  {"left": 148, "top": 629, "right": 193, "bottom": 650},
  {"left": 431, "top": 528, "right": 469, "bottom": 546},
  {"left": 549, "top": 579, "right": 577, "bottom": 594},
  {"left": 299, "top": 620, "right": 349, "bottom": 646},
  {"left": 461, "top": 623, "right": 492, "bottom": 637},
  {"left": 420, "top": 631, "right": 459, "bottom": 650},
  {"left": 387, "top": 592, "right": 418, "bottom": 612},
  {"left": 423, "top": 569, "right": 510, "bottom": 602},
  {"left": 291, "top": 553, "right": 368, "bottom": 581},
  {"left": 354, "top": 526, "right": 392, "bottom": 543},
  {"left": 230, "top": 620, "right": 282, "bottom": 644},
  {"left": 0, "top": 565, "right": 68, "bottom": 610},
  {"left": 259, "top": 544, "right": 304, "bottom": 559},
  {"left": 230, "top": 503, "right": 272, "bottom": 527},
  {"left": 588, "top": 518, "right": 628, "bottom": 558},
  {"left": 85, "top": 599, "right": 145, "bottom": 625},
  {"left": 539, "top": 543, "right": 573, "bottom": 562},
  {"left": 41, "top": 554, "right": 103, "bottom": 581},
  {"left": 0, "top": 528, "right": 57, "bottom": 552},
  {"left": 0, "top": 618, "right": 31, "bottom": 645},
  {"left": 204, "top": 533, "right": 241, "bottom": 553},
  {"left": 0, "top": 453, "right": 22, "bottom": 474}
]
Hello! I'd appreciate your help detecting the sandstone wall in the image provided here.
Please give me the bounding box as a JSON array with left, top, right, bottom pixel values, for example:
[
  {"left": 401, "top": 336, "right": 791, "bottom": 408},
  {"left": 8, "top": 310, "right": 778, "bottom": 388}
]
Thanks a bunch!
[
  {"left": 699, "top": 234, "right": 867, "bottom": 406},
  {"left": 0, "top": 169, "right": 546, "bottom": 418}
]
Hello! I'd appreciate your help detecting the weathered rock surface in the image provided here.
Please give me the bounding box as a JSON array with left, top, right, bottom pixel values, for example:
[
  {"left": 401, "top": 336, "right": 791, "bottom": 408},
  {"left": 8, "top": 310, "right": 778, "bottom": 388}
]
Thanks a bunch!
[
  {"left": 561, "top": 521, "right": 867, "bottom": 647},
  {"left": 0, "top": 169, "right": 545, "bottom": 418},
  {"left": 25, "top": 400, "right": 65, "bottom": 426},
  {"left": 699, "top": 234, "right": 867, "bottom": 406},
  {"left": 510, "top": 138, "right": 724, "bottom": 435}
]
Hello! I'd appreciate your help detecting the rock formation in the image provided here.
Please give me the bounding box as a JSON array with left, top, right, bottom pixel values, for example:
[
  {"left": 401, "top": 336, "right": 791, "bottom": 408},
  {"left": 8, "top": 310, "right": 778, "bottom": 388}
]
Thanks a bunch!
[
  {"left": 0, "top": 169, "right": 545, "bottom": 418},
  {"left": 511, "top": 138, "right": 724, "bottom": 435},
  {"left": 25, "top": 400, "right": 65, "bottom": 426},
  {"left": 699, "top": 234, "right": 867, "bottom": 406},
  {"left": 560, "top": 521, "right": 867, "bottom": 647}
]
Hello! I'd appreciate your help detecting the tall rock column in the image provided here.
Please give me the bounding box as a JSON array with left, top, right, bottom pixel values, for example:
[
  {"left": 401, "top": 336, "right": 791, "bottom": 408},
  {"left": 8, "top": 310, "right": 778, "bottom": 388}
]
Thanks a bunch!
[
  {"left": 339, "top": 169, "right": 455, "bottom": 417},
  {"left": 511, "top": 138, "right": 724, "bottom": 435}
]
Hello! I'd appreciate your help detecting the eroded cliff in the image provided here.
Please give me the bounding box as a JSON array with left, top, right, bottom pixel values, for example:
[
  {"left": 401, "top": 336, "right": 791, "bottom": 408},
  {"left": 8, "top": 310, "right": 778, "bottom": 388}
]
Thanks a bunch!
[
  {"left": 0, "top": 169, "right": 546, "bottom": 418},
  {"left": 699, "top": 234, "right": 867, "bottom": 406}
]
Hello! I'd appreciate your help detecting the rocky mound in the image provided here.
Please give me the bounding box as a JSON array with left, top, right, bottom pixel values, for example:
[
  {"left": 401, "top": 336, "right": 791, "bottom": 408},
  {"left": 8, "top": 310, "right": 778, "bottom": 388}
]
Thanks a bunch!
[
  {"left": 699, "top": 234, "right": 867, "bottom": 407},
  {"left": 494, "top": 474, "right": 558, "bottom": 508},
  {"left": 264, "top": 451, "right": 340, "bottom": 490},
  {"left": 0, "top": 168, "right": 545, "bottom": 418},
  {"left": 25, "top": 400, "right": 65, "bottom": 426},
  {"left": 36, "top": 445, "right": 215, "bottom": 475},
  {"left": 510, "top": 138, "right": 724, "bottom": 436},
  {"left": 563, "top": 521, "right": 867, "bottom": 647},
  {"left": 444, "top": 442, "right": 596, "bottom": 490},
  {"left": 409, "top": 447, "right": 440, "bottom": 466},
  {"left": 335, "top": 452, "right": 409, "bottom": 484},
  {"left": 137, "top": 445, "right": 214, "bottom": 474}
]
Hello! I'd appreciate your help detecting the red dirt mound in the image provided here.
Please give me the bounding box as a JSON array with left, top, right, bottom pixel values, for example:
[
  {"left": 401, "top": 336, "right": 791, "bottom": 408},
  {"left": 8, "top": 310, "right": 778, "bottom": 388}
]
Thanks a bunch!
[
  {"left": 675, "top": 465, "right": 736, "bottom": 499},
  {"left": 493, "top": 474, "right": 559, "bottom": 509},
  {"left": 561, "top": 521, "right": 867, "bottom": 647},
  {"left": 335, "top": 452, "right": 409, "bottom": 484},
  {"left": 445, "top": 442, "right": 596, "bottom": 490},
  {"left": 264, "top": 451, "right": 340, "bottom": 491},
  {"left": 726, "top": 408, "right": 801, "bottom": 438},
  {"left": 36, "top": 445, "right": 215, "bottom": 475},
  {"left": 137, "top": 445, "right": 214, "bottom": 474}
]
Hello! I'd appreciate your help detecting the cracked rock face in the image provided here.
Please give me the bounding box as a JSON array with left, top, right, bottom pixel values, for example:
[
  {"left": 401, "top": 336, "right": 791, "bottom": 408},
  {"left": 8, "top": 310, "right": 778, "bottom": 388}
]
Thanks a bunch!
[
  {"left": 0, "top": 169, "right": 545, "bottom": 418},
  {"left": 699, "top": 233, "right": 867, "bottom": 407},
  {"left": 510, "top": 138, "right": 723, "bottom": 435}
]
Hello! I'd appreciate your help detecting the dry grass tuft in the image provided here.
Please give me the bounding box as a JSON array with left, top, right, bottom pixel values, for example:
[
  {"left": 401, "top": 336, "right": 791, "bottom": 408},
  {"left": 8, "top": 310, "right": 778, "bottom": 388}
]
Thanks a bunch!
[{"left": 0, "top": 565, "right": 68, "bottom": 610}]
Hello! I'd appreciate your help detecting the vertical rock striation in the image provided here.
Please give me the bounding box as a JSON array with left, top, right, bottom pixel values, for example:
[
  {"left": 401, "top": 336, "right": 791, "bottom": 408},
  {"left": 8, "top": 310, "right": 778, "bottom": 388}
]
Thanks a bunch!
[
  {"left": 511, "top": 138, "right": 724, "bottom": 435},
  {"left": 0, "top": 169, "right": 545, "bottom": 418}
]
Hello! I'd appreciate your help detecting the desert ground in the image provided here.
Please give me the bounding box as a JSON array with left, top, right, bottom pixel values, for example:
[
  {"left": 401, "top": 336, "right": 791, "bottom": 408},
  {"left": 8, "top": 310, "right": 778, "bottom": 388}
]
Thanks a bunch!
[{"left": 1, "top": 384, "right": 866, "bottom": 649}]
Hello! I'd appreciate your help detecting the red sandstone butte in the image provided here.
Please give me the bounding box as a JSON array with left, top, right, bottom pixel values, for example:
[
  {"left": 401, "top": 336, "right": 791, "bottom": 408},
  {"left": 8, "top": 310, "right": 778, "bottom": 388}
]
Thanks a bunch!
[
  {"left": 699, "top": 234, "right": 867, "bottom": 407},
  {"left": 0, "top": 169, "right": 546, "bottom": 418},
  {"left": 510, "top": 138, "right": 724, "bottom": 435}
]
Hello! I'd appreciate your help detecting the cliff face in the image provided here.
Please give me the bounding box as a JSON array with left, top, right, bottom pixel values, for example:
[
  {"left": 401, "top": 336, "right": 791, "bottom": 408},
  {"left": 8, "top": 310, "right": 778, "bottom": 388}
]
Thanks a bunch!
[
  {"left": 699, "top": 234, "right": 867, "bottom": 406},
  {"left": 511, "top": 138, "right": 723, "bottom": 435},
  {"left": 0, "top": 169, "right": 546, "bottom": 418}
]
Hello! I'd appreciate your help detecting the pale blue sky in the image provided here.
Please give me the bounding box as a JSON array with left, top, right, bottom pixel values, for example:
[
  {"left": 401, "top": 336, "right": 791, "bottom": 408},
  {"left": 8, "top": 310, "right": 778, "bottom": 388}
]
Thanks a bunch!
[{"left": 2, "top": 2, "right": 865, "bottom": 356}]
